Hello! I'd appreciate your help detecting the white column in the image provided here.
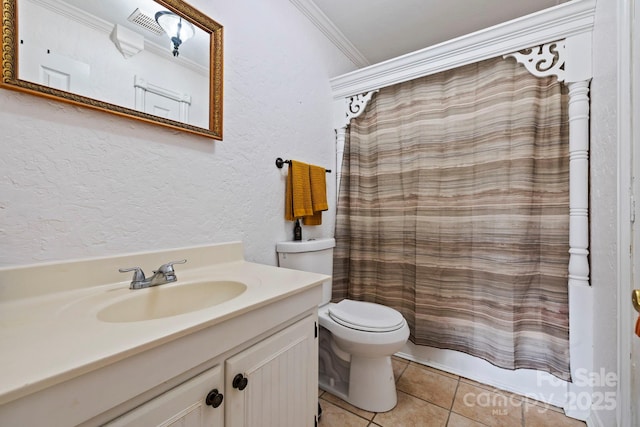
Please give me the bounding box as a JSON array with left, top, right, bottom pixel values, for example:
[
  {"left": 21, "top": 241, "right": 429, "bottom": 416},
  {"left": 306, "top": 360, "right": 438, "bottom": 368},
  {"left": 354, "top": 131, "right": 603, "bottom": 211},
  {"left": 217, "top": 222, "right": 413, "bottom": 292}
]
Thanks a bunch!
[
  {"left": 335, "top": 126, "right": 347, "bottom": 204},
  {"left": 567, "top": 80, "right": 591, "bottom": 287},
  {"left": 565, "top": 79, "right": 593, "bottom": 421},
  {"left": 564, "top": 32, "right": 593, "bottom": 421}
]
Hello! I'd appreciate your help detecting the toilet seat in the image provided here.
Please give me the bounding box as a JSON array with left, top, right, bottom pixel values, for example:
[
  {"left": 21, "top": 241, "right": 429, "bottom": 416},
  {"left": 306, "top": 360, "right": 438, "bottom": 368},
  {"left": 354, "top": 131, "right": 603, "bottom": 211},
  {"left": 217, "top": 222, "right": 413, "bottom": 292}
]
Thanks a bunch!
[{"left": 328, "top": 300, "right": 405, "bottom": 332}]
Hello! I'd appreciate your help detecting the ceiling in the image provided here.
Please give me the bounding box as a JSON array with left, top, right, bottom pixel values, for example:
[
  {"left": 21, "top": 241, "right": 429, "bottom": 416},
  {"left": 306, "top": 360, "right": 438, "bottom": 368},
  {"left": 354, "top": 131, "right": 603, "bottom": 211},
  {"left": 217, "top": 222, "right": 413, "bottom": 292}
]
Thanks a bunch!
[
  {"left": 51, "top": 0, "right": 569, "bottom": 70},
  {"left": 310, "top": 0, "right": 569, "bottom": 67}
]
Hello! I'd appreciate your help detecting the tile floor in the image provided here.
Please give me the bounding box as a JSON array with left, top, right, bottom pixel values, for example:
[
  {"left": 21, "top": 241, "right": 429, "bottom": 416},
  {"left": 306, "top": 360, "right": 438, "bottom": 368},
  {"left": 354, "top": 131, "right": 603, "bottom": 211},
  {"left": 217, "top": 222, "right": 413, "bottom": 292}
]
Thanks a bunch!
[{"left": 317, "top": 356, "right": 586, "bottom": 427}]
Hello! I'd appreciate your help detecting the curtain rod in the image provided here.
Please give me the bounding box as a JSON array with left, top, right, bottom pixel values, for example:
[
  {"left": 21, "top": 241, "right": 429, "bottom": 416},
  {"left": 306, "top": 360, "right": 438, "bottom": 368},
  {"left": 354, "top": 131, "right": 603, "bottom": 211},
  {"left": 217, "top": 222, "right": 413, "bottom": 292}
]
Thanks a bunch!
[{"left": 275, "top": 157, "right": 331, "bottom": 173}]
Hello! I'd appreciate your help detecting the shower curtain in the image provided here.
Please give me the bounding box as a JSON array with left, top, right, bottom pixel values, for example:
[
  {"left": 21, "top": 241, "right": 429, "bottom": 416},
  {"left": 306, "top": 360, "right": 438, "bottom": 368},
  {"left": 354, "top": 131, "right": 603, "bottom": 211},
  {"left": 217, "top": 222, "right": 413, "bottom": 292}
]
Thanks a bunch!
[{"left": 333, "top": 56, "right": 571, "bottom": 379}]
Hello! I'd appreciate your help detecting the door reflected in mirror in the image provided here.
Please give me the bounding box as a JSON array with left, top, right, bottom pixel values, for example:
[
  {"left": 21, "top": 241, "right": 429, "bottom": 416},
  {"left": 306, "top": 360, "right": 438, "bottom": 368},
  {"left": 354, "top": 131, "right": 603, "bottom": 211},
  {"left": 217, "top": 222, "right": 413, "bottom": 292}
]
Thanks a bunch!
[{"left": 1, "top": 0, "right": 223, "bottom": 139}]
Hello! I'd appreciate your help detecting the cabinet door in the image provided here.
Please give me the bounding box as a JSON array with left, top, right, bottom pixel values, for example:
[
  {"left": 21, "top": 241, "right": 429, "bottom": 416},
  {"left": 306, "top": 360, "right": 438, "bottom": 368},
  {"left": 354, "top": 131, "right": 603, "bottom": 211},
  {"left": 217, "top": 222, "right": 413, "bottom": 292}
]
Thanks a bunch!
[
  {"left": 225, "top": 314, "right": 318, "bottom": 427},
  {"left": 105, "top": 364, "right": 224, "bottom": 427}
]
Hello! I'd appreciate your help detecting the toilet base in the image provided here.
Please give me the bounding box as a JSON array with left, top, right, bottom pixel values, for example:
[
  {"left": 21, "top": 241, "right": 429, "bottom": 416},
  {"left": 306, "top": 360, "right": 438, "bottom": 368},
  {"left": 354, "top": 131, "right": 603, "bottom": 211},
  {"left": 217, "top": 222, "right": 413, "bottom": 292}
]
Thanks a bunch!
[
  {"left": 319, "top": 354, "right": 398, "bottom": 413},
  {"left": 347, "top": 354, "right": 397, "bottom": 412},
  {"left": 318, "top": 320, "right": 405, "bottom": 413}
]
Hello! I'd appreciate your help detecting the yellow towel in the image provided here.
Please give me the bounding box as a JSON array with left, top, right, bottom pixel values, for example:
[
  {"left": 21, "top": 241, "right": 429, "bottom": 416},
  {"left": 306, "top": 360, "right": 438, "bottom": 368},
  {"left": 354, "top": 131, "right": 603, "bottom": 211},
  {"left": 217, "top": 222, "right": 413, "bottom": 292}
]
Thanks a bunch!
[
  {"left": 304, "top": 165, "right": 329, "bottom": 225},
  {"left": 284, "top": 161, "right": 329, "bottom": 226},
  {"left": 285, "top": 160, "right": 313, "bottom": 221}
]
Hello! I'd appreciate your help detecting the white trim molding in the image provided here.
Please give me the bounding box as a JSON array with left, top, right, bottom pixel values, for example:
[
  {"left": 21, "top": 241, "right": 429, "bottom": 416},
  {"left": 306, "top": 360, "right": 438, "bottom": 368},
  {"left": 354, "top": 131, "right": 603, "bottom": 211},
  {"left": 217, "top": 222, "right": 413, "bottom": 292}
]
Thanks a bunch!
[
  {"left": 329, "top": 0, "right": 596, "bottom": 100},
  {"left": 616, "top": 0, "right": 638, "bottom": 425},
  {"left": 289, "top": 0, "right": 370, "bottom": 68}
]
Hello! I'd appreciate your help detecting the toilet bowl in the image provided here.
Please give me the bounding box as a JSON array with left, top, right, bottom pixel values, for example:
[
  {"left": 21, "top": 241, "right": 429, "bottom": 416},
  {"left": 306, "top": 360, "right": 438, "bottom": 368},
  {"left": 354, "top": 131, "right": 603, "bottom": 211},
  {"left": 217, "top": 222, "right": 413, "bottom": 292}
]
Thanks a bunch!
[
  {"left": 319, "top": 301, "right": 409, "bottom": 412},
  {"left": 276, "top": 238, "right": 409, "bottom": 412},
  {"left": 321, "top": 300, "right": 408, "bottom": 356}
]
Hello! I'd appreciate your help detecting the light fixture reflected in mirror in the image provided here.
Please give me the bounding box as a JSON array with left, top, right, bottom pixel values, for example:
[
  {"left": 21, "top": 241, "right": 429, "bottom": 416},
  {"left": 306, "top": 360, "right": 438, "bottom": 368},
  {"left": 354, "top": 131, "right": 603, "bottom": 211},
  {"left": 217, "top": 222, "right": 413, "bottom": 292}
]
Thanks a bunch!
[{"left": 155, "top": 11, "right": 195, "bottom": 57}]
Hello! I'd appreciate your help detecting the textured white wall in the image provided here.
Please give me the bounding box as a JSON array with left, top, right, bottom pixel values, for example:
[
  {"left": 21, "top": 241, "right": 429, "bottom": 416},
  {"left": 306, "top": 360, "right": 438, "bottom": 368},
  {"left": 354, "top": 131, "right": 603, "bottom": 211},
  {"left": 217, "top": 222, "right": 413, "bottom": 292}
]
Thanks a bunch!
[
  {"left": 0, "top": 0, "right": 356, "bottom": 268},
  {"left": 590, "top": 0, "right": 620, "bottom": 425}
]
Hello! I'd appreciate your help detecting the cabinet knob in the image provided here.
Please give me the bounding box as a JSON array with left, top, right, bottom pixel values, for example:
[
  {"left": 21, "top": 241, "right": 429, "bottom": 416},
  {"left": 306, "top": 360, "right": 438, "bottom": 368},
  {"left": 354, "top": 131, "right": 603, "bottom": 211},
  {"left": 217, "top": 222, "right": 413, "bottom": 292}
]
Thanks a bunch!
[
  {"left": 232, "top": 373, "right": 248, "bottom": 390},
  {"left": 205, "top": 389, "right": 224, "bottom": 408}
]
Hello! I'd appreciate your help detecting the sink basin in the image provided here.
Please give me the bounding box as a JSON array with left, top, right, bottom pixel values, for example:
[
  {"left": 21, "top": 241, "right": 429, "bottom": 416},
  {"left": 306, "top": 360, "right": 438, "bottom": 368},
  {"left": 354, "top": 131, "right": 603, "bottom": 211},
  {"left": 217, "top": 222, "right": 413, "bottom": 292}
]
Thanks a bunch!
[{"left": 97, "top": 280, "right": 247, "bottom": 323}]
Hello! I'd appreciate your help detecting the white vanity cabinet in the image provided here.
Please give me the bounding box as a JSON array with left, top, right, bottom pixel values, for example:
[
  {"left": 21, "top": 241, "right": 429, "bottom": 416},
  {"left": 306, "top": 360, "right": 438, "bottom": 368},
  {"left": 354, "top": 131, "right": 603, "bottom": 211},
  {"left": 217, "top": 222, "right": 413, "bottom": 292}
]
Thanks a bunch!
[
  {"left": 104, "top": 314, "right": 318, "bottom": 427},
  {"left": 0, "top": 242, "right": 326, "bottom": 427},
  {"left": 225, "top": 313, "right": 318, "bottom": 427},
  {"left": 105, "top": 365, "right": 224, "bottom": 427}
]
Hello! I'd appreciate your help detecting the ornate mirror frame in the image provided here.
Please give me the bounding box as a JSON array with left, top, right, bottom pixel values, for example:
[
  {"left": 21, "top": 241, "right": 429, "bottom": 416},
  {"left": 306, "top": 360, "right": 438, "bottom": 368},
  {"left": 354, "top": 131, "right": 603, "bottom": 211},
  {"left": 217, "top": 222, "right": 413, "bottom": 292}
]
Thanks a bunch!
[{"left": 1, "top": 0, "right": 223, "bottom": 139}]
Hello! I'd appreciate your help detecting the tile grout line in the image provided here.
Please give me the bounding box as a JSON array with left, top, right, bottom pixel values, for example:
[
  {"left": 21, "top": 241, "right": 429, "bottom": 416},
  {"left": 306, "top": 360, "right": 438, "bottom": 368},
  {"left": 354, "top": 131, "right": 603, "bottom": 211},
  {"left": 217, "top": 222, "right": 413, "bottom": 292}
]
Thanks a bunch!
[
  {"left": 318, "top": 395, "right": 374, "bottom": 424},
  {"left": 443, "top": 377, "right": 461, "bottom": 427},
  {"left": 447, "top": 377, "right": 492, "bottom": 427},
  {"left": 397, "top": 364, "right": 461, "bottom": 413}
]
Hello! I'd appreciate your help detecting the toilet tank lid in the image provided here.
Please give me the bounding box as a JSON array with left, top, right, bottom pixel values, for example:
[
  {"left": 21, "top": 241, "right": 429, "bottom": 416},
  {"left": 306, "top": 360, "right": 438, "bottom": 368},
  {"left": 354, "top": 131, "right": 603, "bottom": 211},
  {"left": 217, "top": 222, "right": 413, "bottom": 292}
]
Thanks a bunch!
[{"left": 276, "top": 238, "right": 336, "bottom": 253}]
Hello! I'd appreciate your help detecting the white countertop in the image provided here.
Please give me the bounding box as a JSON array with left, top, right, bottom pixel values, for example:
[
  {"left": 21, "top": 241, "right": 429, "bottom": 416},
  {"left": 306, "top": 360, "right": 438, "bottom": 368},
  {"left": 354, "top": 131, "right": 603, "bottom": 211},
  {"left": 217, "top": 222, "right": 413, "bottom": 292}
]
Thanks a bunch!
[{"left": 0, "top": 242, "right": 327, "bottom": 405}]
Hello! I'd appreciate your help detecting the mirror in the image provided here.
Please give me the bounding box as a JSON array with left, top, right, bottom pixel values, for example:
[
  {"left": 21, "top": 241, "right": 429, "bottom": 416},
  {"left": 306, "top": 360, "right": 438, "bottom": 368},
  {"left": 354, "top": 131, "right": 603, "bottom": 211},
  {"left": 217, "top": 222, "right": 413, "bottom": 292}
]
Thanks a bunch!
[{"left": 1, "top": 0, "right": 223, "bottom": 139}]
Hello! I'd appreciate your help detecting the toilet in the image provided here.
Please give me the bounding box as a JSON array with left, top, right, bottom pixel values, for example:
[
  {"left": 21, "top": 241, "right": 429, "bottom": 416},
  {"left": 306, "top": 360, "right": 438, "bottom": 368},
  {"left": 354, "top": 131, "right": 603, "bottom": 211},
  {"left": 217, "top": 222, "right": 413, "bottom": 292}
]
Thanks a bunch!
[{"left": 276, "top": 238, "right": 409, "bottom": 413}]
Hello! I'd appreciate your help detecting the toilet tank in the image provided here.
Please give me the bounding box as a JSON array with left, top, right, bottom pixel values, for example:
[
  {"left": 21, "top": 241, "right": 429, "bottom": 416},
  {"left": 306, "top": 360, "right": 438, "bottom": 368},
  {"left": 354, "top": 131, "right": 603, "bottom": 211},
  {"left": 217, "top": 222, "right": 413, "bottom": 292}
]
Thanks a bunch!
[{"left": 276, "top": 238, "right": 335, "bottom": 305}]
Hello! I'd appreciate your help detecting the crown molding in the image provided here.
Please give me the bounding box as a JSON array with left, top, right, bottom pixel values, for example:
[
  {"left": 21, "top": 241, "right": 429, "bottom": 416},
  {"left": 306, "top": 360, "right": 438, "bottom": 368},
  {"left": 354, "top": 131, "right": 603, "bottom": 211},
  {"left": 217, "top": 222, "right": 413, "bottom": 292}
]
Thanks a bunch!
[
  {"left": 28, "top": 0, "right": 112, "bottom": 33},
  {"left": 330, "top": 0, "right": 596, "bottom": 99},
  {"left": 289, "top": 0, "right": 370, "bottom": 68}
]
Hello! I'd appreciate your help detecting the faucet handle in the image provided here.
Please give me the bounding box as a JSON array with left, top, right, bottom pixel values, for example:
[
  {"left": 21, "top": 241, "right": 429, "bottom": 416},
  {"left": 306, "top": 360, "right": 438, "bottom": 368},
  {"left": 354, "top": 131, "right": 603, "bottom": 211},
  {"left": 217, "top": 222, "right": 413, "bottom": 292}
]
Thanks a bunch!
[
  {"left": 118, "top": 266, "right": 146, "bottom": 283},
  {"left": 155, "top": 259, "right": 187, "bottom": 275}
]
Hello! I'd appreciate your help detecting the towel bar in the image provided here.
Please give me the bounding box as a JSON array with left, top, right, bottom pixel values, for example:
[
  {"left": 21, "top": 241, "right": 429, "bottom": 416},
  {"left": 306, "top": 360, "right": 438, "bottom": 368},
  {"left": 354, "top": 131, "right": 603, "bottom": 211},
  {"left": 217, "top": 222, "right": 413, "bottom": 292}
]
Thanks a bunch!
[{"left": 275, "top": 157, "right": 331, "bottom": 173}]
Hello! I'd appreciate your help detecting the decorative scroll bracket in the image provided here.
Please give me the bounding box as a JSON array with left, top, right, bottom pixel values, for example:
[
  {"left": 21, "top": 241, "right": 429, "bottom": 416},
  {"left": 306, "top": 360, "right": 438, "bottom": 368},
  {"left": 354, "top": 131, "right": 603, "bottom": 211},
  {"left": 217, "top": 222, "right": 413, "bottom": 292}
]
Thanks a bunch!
[
  {"left": 505, "top": 39, "right": 590, "bottom": 291},
  {"left": 334, "top": 90, "right": 378, "bottom": 197},
  {"left": 503, "top": 40, "right": 566, "bottom": 82},
  {"left": 345, "top": 90, "right": 378, "bottom": 123}
]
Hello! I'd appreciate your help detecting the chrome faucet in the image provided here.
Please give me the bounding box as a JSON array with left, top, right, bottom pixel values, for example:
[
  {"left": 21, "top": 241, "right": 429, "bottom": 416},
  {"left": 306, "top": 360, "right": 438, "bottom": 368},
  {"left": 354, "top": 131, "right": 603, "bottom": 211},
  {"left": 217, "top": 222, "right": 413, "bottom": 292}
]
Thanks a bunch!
[{"left": 119, "top": 259, "right": 187, "bottom": 290}]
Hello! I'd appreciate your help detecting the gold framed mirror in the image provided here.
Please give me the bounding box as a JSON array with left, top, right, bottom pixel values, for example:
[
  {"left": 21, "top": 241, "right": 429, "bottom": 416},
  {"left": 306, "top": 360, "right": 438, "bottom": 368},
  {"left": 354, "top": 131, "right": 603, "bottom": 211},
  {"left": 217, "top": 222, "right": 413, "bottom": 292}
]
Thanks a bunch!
[{"left": 1, "top": 0, "right": 223, "bottom": 139}]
